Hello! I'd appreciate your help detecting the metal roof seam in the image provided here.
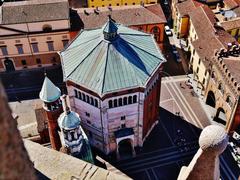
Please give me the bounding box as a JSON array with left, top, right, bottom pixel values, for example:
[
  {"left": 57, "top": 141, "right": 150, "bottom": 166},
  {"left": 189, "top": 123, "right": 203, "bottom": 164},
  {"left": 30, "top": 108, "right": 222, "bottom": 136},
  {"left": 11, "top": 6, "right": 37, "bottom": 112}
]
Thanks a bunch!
[{"left": 65, "top": 40, "right": 104, "bottom": 79}]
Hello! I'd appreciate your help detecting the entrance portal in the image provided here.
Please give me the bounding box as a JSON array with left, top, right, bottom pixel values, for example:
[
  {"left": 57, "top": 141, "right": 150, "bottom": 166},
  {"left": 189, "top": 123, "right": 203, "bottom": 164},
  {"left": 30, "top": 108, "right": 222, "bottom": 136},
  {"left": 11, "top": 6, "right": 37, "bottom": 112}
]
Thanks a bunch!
[
  {"left": 206, "top": 91, "right": 216, "bottom": 108},
  {"left": 115, "top": 128, "right": 136, "bottom": 160},
  {"left": 4, "top": 58, "right": 15, "bottom": 72},
  {"left": 118, "top": 139, "right": 133, "bottom": 159}
]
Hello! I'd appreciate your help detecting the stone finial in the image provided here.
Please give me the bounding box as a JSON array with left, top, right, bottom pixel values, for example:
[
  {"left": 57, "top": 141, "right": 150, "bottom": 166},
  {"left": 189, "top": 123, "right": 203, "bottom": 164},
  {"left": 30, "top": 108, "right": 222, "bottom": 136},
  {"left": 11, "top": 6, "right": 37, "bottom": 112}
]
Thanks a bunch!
[
  {"left": 178, "top": 125, "right": 229, "bottom": 180},
  {"left": 199, "top": 125, "right": 228, "bottom": 154}
]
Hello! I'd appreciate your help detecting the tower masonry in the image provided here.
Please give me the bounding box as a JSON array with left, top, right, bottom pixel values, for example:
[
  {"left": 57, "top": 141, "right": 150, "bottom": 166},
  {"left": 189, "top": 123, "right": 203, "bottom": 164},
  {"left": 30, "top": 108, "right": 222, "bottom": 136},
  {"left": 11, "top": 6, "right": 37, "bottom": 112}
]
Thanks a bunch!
[{"left": 39, "top": 76, "right": 62, "bottom": 150}]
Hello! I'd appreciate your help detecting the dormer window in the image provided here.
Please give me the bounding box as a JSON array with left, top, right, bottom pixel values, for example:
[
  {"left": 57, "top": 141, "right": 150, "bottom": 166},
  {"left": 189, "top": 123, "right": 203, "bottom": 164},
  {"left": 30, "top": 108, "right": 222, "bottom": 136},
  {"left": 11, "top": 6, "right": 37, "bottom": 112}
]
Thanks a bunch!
[{"left": 42, "top": 24, "right": 52, "bottom": 32}]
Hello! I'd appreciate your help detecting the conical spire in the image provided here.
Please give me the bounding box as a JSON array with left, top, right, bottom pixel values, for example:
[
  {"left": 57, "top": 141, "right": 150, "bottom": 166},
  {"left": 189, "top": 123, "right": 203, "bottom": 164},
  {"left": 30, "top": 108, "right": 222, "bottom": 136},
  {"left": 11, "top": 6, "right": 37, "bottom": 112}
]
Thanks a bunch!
[
  {"left": 39, "top": 75, "right": 61, "bottom": 102},
  {"left": 103, "top": 15, "right": 118, "bottom": 41}
]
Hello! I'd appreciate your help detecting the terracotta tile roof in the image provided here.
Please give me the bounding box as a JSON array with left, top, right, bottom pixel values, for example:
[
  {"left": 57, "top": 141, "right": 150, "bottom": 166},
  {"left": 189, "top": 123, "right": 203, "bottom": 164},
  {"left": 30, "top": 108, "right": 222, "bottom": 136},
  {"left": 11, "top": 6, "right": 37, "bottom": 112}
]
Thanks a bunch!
[
  {"left": 221, "top": 17, "right": 240, "bottom": 30},
  {"left": 176, "top": 0, "right": 202, "bottom": 17},
  {"left": 202, "top": 5, "right": 217, "bottom": 24},
  {"left": 190, "top": 6, "right": 237, "bottom": 64},
  {"left": 224, "top": 0, "right": 239, "bottom": 8},
  {"left": 192, "top": 36, "right": 224, "bottom": 64},
  {"left": 0, "top": 0, "right": 69, "bottom": 25},
  {"left": 75, "top": 4, "right": 166, "bottom": 29},
  {"left": 176, "top": 0, "right": 197, "bottom": 17},
  {"left": 189, "top": 6, "right": 216, "bottom": 38},
  {"left": 233, "top": 6, "right": 240, "bottom": 16},
  {"left": 215, "top": 29, "right": 237, "bottom": 46},
  {"left": 223, "top": 57, "right": 240, "bottom": 84}
]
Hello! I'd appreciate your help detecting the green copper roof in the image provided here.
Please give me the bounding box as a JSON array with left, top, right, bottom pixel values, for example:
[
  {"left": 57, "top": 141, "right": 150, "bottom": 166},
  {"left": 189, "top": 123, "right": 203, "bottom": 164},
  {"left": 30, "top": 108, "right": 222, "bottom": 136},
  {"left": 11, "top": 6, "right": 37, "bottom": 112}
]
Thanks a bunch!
[
  {"left": 58, "top": 111, "right": 81, "bottom": 130},
  {"left": 39, "top": 76, "right": 61, "bottom": 102},
  {"left": 60, "top": 20, "right": 166, "bottom": 96}
]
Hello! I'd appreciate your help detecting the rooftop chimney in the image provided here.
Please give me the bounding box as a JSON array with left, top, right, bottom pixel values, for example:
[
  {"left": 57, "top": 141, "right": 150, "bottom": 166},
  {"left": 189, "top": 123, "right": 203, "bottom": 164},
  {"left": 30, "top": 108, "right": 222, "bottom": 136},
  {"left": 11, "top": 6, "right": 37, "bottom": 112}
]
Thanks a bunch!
[
  {"left": 84, "top": 9, "right": 89, "bottom": 15},
  {"left": 94, "top": 7, "right": 99, "bottom": 14}
]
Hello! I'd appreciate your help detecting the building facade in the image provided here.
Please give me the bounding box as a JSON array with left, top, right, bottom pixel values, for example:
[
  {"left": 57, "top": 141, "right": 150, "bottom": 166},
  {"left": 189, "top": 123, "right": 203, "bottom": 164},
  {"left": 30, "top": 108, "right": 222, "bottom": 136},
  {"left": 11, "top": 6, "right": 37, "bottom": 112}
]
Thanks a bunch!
[
  {"left": 87, "top": 0, "right": 157, "bottom": 8},
  {"left": 0, "top": 0, "right": 70, "bottom": 72},
  {"left": 60, "top": 18, "right": 166, "bottom": 157},
  {"left": 204, "top": 45, "right": 240, "bottom": 133}
]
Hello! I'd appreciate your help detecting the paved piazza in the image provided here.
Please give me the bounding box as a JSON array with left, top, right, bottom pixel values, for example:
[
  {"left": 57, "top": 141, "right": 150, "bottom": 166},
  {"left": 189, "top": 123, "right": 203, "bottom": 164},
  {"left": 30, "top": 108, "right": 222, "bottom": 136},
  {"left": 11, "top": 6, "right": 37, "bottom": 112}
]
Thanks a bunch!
[{"left": 110, "top": 75, "right": 239, "bottom": 180}]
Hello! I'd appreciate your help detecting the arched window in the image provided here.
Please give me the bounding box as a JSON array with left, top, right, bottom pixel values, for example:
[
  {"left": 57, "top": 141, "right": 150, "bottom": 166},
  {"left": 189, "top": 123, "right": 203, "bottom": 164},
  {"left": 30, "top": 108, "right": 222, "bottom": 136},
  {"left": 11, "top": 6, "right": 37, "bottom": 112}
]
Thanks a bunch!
[
  {"left": 86, "top": 95, "right": 90, "bottom": 103},
  {"left": 74, "top": 89, "right": 78, "bottom": 98},
  {"left": 128, "top": 96, "right": 132, "bottom": 104},
  {"left": 123, "top": 97, "right": 128, "bottom": 105},
  {"left": 108, "top": 100, "right": 113, "bottom": 108},
  {"left": 151, "top": 26, "right": 160, "bottom": 42},
  {"left": 218, "top": 83, "right": 224, "bottom": 94},
  {"left": 90, "top": 97, "right": 94, "bottom": 105},
  {"left": 78, "top": 91, "right": 82, "bottom": 100},
  {"left": 114, "top": 99, "right": 118, "bottom": 107},
  {"left": 226, "top": 95, "right": 233, "bottom": 107},
  {"left": 42, "top": 24, "right": 52, "bottom": 32},
  {"left": 118, "top": 98, "right": 123, "bottom": 106},
  {"left": 94, "top": 99, "right": 98, "bottom": 108},
  {"left": 133, "top": 95, "right": 137, "bottom": 103},
  {"left": 82, "top": 93, "right": 86, "bottom": 102}
]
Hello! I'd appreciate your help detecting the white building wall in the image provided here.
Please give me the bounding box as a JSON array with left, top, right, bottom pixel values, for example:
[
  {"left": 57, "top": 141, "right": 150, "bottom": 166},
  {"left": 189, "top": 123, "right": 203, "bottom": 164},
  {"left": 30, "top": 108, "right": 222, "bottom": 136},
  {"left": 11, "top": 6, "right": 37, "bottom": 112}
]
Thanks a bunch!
[{"left": 68, "top": 85, "right": 145, "bottom": 154}]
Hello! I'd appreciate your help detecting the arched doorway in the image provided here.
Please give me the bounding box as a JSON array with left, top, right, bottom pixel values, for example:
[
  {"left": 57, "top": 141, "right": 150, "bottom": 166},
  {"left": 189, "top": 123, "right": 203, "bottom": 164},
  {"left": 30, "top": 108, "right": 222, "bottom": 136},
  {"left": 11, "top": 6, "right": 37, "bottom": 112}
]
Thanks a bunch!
[
  {"left": 214, "top": 107, "right": 226, "bottom": 125},
  {"left": 118, "top": 139, "right": 134, "bottom": 160},
  {"left": 4, "top": 58, "right": 15, "bottom": 72},
  {"left": 206, "top": 91, "right": 216, "bottom": 108}
]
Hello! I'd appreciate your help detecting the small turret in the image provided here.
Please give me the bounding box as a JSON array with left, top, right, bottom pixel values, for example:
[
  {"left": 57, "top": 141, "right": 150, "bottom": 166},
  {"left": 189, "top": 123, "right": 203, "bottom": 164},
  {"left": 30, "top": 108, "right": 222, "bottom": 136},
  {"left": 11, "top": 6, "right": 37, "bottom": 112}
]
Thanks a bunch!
[
  {"left": 58, "top": 95, "right": 94, "bottom": 163},
  {"left": 39, "top": 75, "right": 62, "bottom": 151}
]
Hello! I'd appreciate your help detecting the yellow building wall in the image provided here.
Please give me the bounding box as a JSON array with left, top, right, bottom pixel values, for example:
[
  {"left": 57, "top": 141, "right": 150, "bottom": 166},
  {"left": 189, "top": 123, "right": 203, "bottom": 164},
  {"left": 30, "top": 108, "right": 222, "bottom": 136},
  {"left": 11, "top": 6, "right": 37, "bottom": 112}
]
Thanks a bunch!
[
  {"left": 179, "top": 17, "right": 189, "bottom": 37},
  {"left": 88, "top": 0, "right": 157, "bottom": 7},
  {"left": 231, "top": 29, "right": 237, "bottom": 36}
]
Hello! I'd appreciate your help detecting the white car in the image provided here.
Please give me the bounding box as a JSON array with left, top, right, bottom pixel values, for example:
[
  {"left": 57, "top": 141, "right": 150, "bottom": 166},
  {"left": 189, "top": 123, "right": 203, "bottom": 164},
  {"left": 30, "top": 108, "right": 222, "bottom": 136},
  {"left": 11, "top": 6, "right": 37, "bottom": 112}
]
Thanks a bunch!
[{"left": 165, "top": 26, "right": 172, "bottom": 36}]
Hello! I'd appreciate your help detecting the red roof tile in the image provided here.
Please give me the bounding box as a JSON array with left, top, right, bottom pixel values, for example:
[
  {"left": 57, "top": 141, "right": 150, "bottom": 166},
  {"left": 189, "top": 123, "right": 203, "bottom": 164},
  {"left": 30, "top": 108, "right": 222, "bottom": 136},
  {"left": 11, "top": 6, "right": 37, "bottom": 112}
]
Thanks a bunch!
[{"left": 76, "top": 4, "right": 166, "bottom": 29}]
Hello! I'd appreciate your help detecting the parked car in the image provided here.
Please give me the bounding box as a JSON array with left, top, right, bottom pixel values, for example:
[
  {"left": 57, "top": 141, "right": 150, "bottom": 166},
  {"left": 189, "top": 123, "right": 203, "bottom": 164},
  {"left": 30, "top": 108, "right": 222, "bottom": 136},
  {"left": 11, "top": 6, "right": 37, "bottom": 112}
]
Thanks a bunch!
[
  {"left": 172, "top": 45, "right": 182, "bottom": 63},
  {"left": 164, "top": 25, "right": 172, "bottom": 36}
]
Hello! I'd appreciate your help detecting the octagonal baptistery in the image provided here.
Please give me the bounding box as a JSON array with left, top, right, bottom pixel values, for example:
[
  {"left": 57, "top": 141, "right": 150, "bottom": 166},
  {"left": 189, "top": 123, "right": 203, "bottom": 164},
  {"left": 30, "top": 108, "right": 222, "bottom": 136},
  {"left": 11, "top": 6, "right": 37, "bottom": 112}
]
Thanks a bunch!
[{"left": 59, "top": 17, "right": 166, "bottom": 155}]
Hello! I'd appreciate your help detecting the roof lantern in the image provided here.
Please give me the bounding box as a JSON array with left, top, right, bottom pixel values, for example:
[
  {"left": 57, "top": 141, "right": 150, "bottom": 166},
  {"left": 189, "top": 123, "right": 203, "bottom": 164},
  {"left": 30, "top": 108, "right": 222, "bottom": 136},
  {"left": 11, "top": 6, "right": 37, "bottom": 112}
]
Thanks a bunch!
[{"left": 103, "top": 15, "right": 118, "bottom": 41}]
